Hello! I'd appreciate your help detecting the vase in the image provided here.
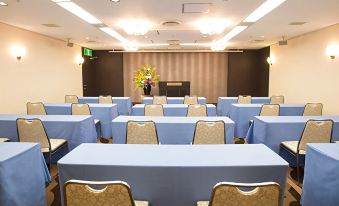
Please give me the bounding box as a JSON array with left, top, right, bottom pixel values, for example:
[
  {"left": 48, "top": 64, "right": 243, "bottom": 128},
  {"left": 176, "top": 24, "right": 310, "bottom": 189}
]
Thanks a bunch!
[{"left": 143, "top": 85, "right": 151, "bottom": 95}]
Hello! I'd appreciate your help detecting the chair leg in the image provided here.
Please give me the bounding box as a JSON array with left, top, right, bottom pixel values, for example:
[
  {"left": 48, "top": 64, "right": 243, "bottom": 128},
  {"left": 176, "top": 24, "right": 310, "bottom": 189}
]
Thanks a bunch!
[
  {"left": 48, "top": 152, "right": 52, "bottom": 170},
  {"left": 296, "top": 154, "right": 300, "bottom": 186}
]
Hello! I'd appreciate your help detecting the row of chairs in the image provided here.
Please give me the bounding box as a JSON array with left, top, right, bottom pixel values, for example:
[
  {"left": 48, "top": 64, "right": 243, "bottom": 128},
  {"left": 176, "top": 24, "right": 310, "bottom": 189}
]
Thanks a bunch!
[
  {"left": 150, "top": 95, "right": 199, "bottom": 104},
  {"left": 64, "top": 180, "right": 281, "bottom": 206},
  {"left": 65, "top": 95, "right": 113, "bottom": 104},
  {"left": 238, "top": 95, "right": 284, "bottom": 104},
  {"left": 255, "top": 103, "right": 323, "bottom": 117},
  {"left": 145, "top": 104, "right": 207, "bottom": 116}
]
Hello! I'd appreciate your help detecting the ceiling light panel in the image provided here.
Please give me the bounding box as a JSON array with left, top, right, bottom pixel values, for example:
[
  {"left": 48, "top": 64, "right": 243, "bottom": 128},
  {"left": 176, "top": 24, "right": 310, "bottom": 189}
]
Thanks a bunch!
[
  {"left": 54, "top": 1, "right": 102, "bottom": 24},
  {"left": 99, "top": 27, "right": 129, "bottom": 44},
  {"left": 243, "top": 0, "right": 287, "bottom": 22},
  {"left": 220, "top": 26, "right": 248, "bottom": 42}
]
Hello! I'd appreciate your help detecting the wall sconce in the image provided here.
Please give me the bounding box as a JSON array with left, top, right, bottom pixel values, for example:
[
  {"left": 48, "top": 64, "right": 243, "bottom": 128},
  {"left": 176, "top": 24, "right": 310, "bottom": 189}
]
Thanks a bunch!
[
  {"left": 326, "top": 44, "right": 339, "bottom": 60},
  {"left": 76, "top": 55, "right": 84, "bottom": 66},
  {"left": 11, "top": 46, "right": 26, "bottom": 60},
  {"left": 267, "top": 56, "right": 275, "bottom": 66}
]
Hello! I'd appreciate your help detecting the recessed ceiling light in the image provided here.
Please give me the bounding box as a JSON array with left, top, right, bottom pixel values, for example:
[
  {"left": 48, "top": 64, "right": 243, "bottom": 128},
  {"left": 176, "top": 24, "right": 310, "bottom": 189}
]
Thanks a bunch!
[
  {"left": 110, "top": 0, "right": 120, "bottom": 2},
  {"left": 0, "top": 2, "right": 8, "bottom": 6},
  {"left": 196, "top": 19, "right": 230, "bottom": 35},
  {"left": 119, "top": 20, "right": 152, "bottom": 36},
  {"left": 243, "top": 0, "right": 286, "bottom": 23}
]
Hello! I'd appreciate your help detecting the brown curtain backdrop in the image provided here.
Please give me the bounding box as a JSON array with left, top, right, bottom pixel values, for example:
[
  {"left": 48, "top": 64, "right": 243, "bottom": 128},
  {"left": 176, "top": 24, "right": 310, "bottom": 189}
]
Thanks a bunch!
[{"left": 123, "top": 52, "right": 228, "bottom": 103}]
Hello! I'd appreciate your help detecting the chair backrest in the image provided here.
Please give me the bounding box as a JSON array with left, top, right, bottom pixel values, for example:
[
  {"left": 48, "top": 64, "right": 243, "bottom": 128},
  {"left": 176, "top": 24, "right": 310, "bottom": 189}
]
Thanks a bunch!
[
  {"left": 64, "top": 180, "right": 136, "bottom": 206},
  {"left": 237, "top": 95, "right": 252, "bottom": 104},
  {"left": 99, "top": 95, "right": 113, "bottom": 104},
  {"left": 184, "top": 95, "right": 198, "bottom": 104},
  {"left": 145, "top": 104, "right": 164, "bottom": 116},
  {"left": 193, "top": 121, "right": 225, "bottom": 144},
  {"left": 16, "top": 118, "right": 50, "bottom": 152},
  {"left": 270, "top": 95, "right": 284, "bottom": 104},
  {"left": 260, "top": 104, "right": 280, "bottom": 116},
  {"left": 298, "top": 119, "right": 333, "bottom": 153},
  {"left": 303, "top": 103, "right": 323, "bottom": 116},
  {"left": 71, "top": 103, "right": 91, "bottom": 115},
  {"left": 27, "top": 102, "right": 47, "bottom": 115},
  {"left": 208, "top": 182, "right": 280, "bottom": 206},
  {"left": 187, "top": 104, "right": 207, "bottom": 117},
  {"left": 65, "top": 95, "right": 79, "bottom": 103},
  {"left": 153, "top": 96, "right": 167, "bottom": 104},
  {"left": 126, "top": 121, "right": 159, "bottom": 144}
]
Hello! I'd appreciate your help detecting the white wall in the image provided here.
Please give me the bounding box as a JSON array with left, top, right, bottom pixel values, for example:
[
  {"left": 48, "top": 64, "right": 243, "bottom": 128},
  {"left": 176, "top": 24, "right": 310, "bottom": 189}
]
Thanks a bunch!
[
  {"left": 270, "top": 23, "right": 339, "bottom": 115},
  {"left": 0, "top": 22, "right": 83, "bottom": 114}
]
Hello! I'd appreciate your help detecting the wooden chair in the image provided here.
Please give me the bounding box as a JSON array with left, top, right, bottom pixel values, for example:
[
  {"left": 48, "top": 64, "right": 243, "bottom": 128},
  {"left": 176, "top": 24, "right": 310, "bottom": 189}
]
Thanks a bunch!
[
  {"left": 27, "top": 102, "right": 47, "bottom": 115},
  {"left": 193, "top": 121, "right": 225, "bottom": 144},
  {"left": 303, "top": 103, "right": 323, "bottom": 116},
  {"left": 64, "top": 180, "right": 149, "bottom": 206},
  {"left": 145, "top": 104, "right": 164, "bottom": 116},
  {"left": 126, "top": 121, "right": 159, "bottom": 144},
  {"left": 65, "top": 95, "right": 79, "bottom": 103},
  {"left": 197, "top": 182, "right": 280, "bottom": 206},
  {"left": 187, "top": 104, "right": 207, "bottom": 117}
]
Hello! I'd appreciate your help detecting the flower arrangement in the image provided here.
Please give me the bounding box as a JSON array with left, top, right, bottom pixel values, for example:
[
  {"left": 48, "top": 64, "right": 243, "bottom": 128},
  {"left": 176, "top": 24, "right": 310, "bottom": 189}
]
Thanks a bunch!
[{"left": 133, "top": 65, "right": 160, "bottom": 94}]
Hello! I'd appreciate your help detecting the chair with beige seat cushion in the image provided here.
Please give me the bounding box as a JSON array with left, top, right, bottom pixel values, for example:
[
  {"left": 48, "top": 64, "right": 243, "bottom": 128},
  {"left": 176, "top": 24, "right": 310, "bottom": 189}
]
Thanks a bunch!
[
  {"left": 280, "top": 119, "right": 333, "bottom": 183},
  {"left": 270, "top": 95, "right": 284, "bottom": 104},
  {"left": 237, "top": 95, "right": 252, "bottom": 104},
  {"left": 145, "top": 104, "right": 164, "bottom": 116},
  {"left": 187, "top": 104, "right": 207, "bottom": 117},
  {"left": 336, "top": 141, "right": 339, "bottom": 143},
  {"left": 0, "top": 138, "right": 10, "bottom": 142},
  {"left": 303, "top": 103, "right": 323, "bottom": 116},
  {"left": 64, "top": 180, "right": 149, "bottom": 206},
  {"left": 193, "top": 121, "right": 225, "bottom": 144},
  {"left": 260, "top": 104, "right": 280, "bottom": 116},
  {"left": 184, "top": 95, "right": 198, "bottom": 104},
  {"left": 16, "top": 118, "right": 67, "bottom": 168},
  {"left": 197, "top": 182, "right": 280, "bottom": 206},
  {"left": 153, "top": 96, "right": 167, "bottom": 104},
  {"left": 99, "top": 95, "right": 113, "bottom": 104},
  {"left": 65, "top": 95, "right": 79, "bottom": 104},
  {"left": 71, "top": 103, "right": 101, "bottom": 137},
  {"left": 27, "top": 102, "right": 47, "bottom": 115},
  {"left": 126, "top": 121, "right": 159, "bottom": 144}
]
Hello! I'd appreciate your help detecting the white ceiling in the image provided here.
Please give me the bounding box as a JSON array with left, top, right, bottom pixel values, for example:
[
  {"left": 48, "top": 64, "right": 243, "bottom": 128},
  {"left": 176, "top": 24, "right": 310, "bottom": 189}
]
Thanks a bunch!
[{"left": 0, "top": 0, "right": 339, "bottom": 50}]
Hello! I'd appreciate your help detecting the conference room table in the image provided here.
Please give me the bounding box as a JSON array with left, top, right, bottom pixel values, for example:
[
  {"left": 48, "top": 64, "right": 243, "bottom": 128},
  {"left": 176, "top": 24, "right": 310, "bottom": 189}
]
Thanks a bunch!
[
  {"left": 78, "top": 96, "right": 132, "bottom": 115},
  {"left": 112, "top": 116, "right": 235, "bottom": 144},
  {"left": 58, "top": 144, "right": 288, "bottom": 206},
  {"left": 142, "top": 97, "right": 207, "bottom": 105},
  {"left": 246, "top": 116, "right": 339, "bottom": 153},
  {"left": 44, "top": 103, "right": 118, "bottom": 138},
  {"left": 217, "top": 97, "right": 270, "bottom": 116},
  {"left": 301, "top": 143, "right": 339, "bottom": 206},
  {"left": 229, "top": 104, "right": 305, "bottom": 138},
  {"left": 0, "top": 143, "right": 51, "bottom": 206},
  {"left": 0, "top": 114, "right": 97, "bottom": 150},
  {"left": 132, "top": 104, "right": 217, "bottom": 116}
]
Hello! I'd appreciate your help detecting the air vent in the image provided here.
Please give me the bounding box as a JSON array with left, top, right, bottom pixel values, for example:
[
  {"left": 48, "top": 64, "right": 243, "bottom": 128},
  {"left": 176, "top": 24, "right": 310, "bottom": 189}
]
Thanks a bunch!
[
  {"left": 182, "top": 3, "right": 211, "bottom": 14},
  {"left": 42, "top": 24, "right": 60, "bottom": 28},
  {"left": 161, "top": 21, "right": 181, "bottom": 27},
  {"left": 289, "top": 22, "right": 307, "bottom": 26},
  {"left": 86, "top": 40, "right": 97, "bottom": 43}
]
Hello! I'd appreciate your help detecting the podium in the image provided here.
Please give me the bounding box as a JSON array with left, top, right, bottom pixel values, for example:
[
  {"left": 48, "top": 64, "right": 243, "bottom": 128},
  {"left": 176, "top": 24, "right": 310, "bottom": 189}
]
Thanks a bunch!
[{"left": 158, "top": 81, "right": 190, "bottom": 97}]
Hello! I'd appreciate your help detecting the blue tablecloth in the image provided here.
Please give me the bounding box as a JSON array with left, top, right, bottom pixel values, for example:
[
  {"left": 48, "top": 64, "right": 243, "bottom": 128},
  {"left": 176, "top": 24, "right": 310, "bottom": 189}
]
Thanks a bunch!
[
  {"left": 143, "top": 97, "right": 207, "bottom": 105},
  {"left": 217, "top": 97, "right": 270, "bottom": 116},
  {"left": 58, "top": 144, "right": 288, "bottom": 206},
  {"left": 112, "top": 116, "right": 235, "bottom": 144},
  {"left": 230, "top": 104, "right": 305, "bottom": 138},
  {"left": 0, "top": 114, "right": 97, "bottom": 150},
  {"left": 301, "top": 144, "right": 339, "bottom": 206},
  {"left": 246, "top": 116, "right": 339, "bottom": 153},
  {"left": 78, "top": 97, "right": 132, "bottom": 115},
  {"left": 0, "top": 143, "right": 51, "bottom": 206},
  {"left": 45, "top": 103, "right": 118, "bottom": 138},
  {"left": 132, "top": 104, "right": 217, "bottom": 116}
]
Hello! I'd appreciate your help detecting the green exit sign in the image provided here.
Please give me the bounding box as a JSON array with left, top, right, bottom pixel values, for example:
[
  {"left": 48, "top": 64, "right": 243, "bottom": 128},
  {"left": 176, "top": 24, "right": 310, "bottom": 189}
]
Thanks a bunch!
[{"left": 84, "top": 48, "right": 93, "bottom": 57}]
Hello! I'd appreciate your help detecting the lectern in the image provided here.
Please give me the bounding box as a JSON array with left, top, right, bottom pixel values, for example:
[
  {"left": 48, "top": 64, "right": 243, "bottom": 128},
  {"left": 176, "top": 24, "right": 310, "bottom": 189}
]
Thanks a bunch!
[{"left": 158, "top": 81, "right": 190, "bottom": 97}]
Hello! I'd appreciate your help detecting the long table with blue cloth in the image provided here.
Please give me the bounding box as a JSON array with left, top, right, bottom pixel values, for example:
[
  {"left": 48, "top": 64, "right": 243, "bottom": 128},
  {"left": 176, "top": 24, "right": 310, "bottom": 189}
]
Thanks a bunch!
[
  {"left": 112, "top": 116, "right": 235, "bottom": 144},
  {"left": 132, "top": 104, "right": 217, "bottom": 116},
  {"left": 58, "top": 144, "right": 288, "bottom": 206},
  {"left": 142, "top": 97, "right": 207, "bottom": 104},
  {"left": 44, "top": 103, "right": 118, "bottom": 138},
  {"left": 230, "top": 104, "right": 305, "bottom": 137},
  {"left": 301, "top": 143, "right": 339, "bottom": 206},
  {"left": 0, "top": 142, "right": 51, "bottom": 206},
  {"left": 217, "top": 97, "right": 270, "bottom": 116},
  {"left": 246, "top": 116, "right": 339, "bottom": 153},
  {"left": 78, "top": 96, "right": 132, "bottom": 115},
  {"left": 0, "top": 114, "right": 97, "bottom": 150}
]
